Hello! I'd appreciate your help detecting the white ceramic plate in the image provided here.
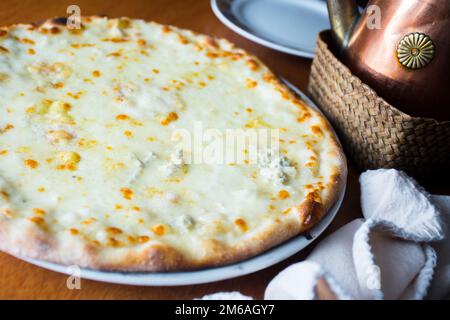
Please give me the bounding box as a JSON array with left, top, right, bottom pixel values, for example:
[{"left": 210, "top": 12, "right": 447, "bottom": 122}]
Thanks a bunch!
[
  {"left": 22, "top": 82, "right": 346, "bottom": 286},
  {"left": 211, "top": 0, "right": 330, "bottom": 58}
]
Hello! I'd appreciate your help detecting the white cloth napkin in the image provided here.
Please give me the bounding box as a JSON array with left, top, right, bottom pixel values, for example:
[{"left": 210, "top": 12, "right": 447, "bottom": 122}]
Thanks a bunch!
[
  {"left": 199, "top": 169, "right": 449, "bottom": 300},
  {"left": 265, "top": 169, "right": 447, "bottom": 300},
  {"left": 428, "top": 195, "right": 450, "bottom": 299}
]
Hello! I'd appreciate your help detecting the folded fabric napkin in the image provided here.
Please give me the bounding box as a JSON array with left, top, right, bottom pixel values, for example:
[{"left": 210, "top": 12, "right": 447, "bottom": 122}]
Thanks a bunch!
[{"left": 200, "top": 169, "right": 449, "bottom": 300}]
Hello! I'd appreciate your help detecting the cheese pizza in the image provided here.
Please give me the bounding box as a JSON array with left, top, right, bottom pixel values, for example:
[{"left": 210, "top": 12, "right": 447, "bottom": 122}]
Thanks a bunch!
[{"left": 0, "top": 17, "right": 346, "bottom": 271}]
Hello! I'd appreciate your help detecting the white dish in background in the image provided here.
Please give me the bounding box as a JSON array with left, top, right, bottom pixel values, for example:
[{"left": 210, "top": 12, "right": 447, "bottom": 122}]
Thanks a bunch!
[
  {"left": 211, "top": 0, "right": 330, "bottom": 58},
  {"left": 22, "top": 82, "right": 346, "bottom": 286}
]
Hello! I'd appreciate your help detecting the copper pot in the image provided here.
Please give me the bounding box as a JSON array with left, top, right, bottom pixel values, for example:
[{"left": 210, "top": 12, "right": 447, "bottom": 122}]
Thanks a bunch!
[{"left": 327, "top": 0, "right": 450, "bottom": 120}]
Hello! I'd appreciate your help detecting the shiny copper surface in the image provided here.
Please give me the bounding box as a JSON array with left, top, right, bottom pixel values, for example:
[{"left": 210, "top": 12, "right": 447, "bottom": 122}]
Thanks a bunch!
[{"left": 329, "top": 0, "right": 450, "bottom": 120}]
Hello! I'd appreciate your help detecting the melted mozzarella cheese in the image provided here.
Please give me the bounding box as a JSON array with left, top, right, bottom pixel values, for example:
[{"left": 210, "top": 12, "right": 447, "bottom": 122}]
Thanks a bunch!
[{"left": 0, "top": 17, "right": 342, "bottom": 256}]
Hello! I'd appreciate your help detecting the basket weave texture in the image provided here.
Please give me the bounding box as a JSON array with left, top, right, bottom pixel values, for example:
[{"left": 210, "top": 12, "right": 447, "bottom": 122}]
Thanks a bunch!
[{"left": 308, "top": 31, "right": 450, "bottom": 177}]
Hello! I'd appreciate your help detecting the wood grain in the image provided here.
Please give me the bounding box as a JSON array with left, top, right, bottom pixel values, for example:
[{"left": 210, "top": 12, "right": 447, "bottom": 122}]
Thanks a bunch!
[{"left": 0, "top": 0, "right": 447, "bottom": 300}]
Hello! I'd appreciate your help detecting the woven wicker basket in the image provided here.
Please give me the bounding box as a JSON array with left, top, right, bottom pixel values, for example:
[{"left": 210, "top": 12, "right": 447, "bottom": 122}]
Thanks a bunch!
[{"left": 308, "top": 31, "right": 450, "bottom": 178}]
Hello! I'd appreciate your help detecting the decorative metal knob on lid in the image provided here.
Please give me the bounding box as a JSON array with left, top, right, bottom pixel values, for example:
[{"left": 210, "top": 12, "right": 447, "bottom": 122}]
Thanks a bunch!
[{"left": 396, "top": 33, "right": 435, "bottom": 69}]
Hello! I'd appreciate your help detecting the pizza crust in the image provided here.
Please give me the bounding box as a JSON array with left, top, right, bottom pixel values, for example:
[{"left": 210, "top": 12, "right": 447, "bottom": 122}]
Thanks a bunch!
[
  {"left": 0, "top": 205, "right": 309, "bottom": 271},
  {"left": 0, "top": 17, "right": 347, "bottom": 271}
]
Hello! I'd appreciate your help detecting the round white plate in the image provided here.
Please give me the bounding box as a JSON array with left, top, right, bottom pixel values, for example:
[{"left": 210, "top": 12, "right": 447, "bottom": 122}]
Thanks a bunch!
[
  {"left": 211, "top": 0, "right": 330, "bottom": 58},
  {"left": 22, "top": 83, "right": 346, "bottom": 286}
]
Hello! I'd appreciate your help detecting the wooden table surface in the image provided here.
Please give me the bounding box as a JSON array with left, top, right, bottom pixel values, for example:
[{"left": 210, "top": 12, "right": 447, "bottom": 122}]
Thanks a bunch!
[{"left": 0, "top": 0, "right": 448, "bottom": 300}]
